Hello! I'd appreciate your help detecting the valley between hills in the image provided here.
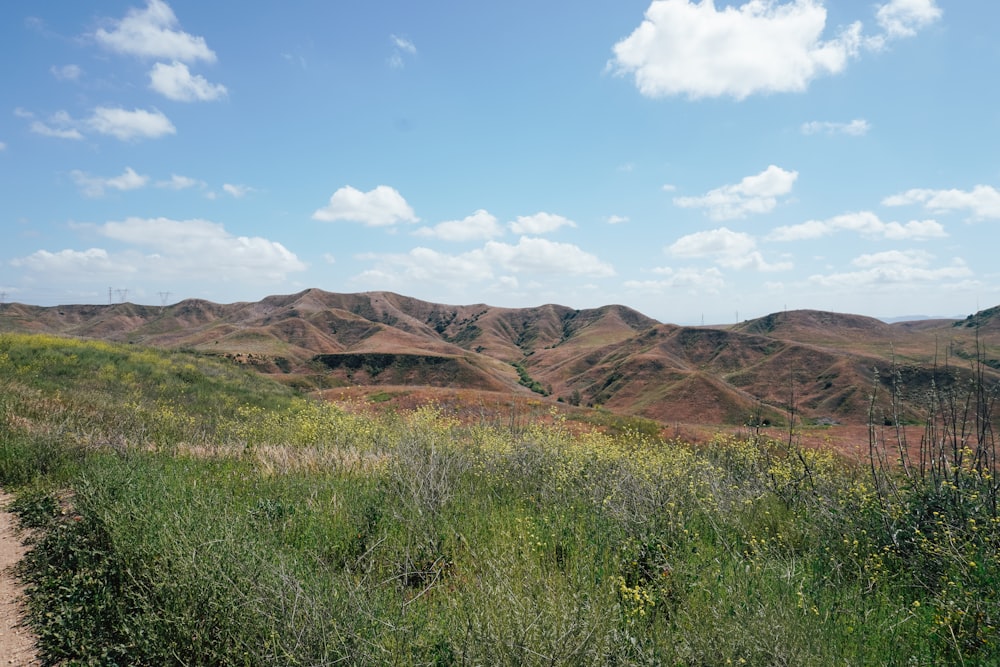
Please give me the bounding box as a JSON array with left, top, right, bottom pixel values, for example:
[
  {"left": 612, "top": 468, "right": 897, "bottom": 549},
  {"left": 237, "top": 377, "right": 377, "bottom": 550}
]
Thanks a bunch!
[{"left": 2, "top": 288, "right": 999, "bottom": 448}]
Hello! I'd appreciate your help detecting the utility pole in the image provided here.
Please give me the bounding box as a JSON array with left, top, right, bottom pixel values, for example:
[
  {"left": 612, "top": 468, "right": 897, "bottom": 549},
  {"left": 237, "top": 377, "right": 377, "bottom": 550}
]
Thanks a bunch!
[{"left": 109, "top": 287, "right": 113, "bottom": 305}]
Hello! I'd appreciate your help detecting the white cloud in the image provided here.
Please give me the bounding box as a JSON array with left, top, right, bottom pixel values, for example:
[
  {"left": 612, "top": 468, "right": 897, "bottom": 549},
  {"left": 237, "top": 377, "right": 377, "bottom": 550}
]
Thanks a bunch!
[
  {"left": 355, "top": 237, "right": 614, "bottom": 289},
  {"left": 611, "top": 0, "right": 863, "bottom": 100},
  {"left": 661, "top": 183, "right": 677, "bottom": 192},
  {"left": 94, "top": 0, "right": 216, "bottom": 63},
  {"left": 359, "top": 247, "right": 494, "bottom": 286},
  {"left": 414, "top": 209, "right": 503, "bottom": 242},
  {"left": 87, "top": 106, "right": 176, "bottom": 141},
  {"left": 606, "top": 215, "right": 629, "bottom": 225},
  {"left": 769, "top": 211, "right": 947, "bottom": 241},
  {"left": 882, "top": 185, "right": 1000, "bottom": 220},
  {"left": 851, "top": 249, "right": 931, "bottom": 268},
  {"left": 801, "top": 119, "right": 870, "bottom": 136},
  {"left": 156, "top": 174, "right": 203, "bottom": 190},
  {"left": 508, "top": 212, "right": 577, "bottom": 235},
  {"left": 312, "top": 185, "right": 419, "bottom": 226},
  {"left": 149, "top": 61, "right": 227, "bottom": 101},
  {"left": 674, "top": 165, "right": 798, "bottom": 220},
  {"left": 625, "top": 266, "right": 725, "bottom": 293},
  {"left": 809, "top": 252, "right": 971, "bottom": 289},
  {"left": 389, "top": 34, "right": 417, "bottom": 68},
  {"left": 30, "top": 122, "right": 84, "bottom": 140},
  {"left": 28, "top": 110, "right": 84, "bottom": 140},
  {"left": 11, "top": 248, "right": 119, "bottom": 275},
  {"left": 51, "top": 64, "right": 82, "bottom": 81},
  {"left": 484, "top": 237, "right": 615, "bottom": 276},
  {"left": 391, "top": 35, "right": 417, "bottom": 55},
  {"left": 876, "top": 0, "right": 942, "bottom": 38},
  {"left": 14, "top": 222, "right": 304, "bottom": 282},
  {"left": 223, "top": 183, "right": 253, "bottom": 198},
  {"left": 100, "top": 217, "right": 304, "bottom": 281},
  {"left": 71, "top": 166, "right": 149, "bottom": 198},
  {"left": 669, "top": 227, "right": 791, "bottom": 272},
  {"left": 0, "top": 142, "right": 6, "bottom": 151}
]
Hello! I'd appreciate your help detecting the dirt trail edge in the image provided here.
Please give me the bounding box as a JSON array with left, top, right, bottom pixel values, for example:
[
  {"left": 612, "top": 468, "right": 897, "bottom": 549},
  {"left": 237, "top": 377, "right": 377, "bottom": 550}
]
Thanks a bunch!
[{"left": 0, "top": 491, "right": 39, "bottom": 667}]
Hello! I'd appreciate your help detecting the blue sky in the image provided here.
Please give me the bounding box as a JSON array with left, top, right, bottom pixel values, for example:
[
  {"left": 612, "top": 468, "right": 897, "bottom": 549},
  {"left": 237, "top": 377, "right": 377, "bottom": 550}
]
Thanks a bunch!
[{"left": 2, "top": 0, "right": 998, "bottom": 324}]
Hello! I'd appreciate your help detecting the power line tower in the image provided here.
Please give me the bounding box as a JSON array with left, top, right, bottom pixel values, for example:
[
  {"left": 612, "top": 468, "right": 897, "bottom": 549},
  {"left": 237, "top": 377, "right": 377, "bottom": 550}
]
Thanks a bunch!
[
  {"left": 158, "top": 291, "right": 172, "bottom": 307},
  {"left": 115, "top": 289, "right": 129, "bottom": 304}
]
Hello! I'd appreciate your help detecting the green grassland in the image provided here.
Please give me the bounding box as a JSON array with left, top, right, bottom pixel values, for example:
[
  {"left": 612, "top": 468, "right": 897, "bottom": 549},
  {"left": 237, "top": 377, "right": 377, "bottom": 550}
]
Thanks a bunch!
[{"left": 1, "top": 333, "right": 997, "bottom": 665}]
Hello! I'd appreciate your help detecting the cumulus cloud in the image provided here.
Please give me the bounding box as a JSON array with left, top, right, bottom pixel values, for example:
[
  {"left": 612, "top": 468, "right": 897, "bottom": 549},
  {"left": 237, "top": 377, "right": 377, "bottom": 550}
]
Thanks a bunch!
[
  {"left": 355, "top": 237, "right": 614, "bottom": 290},
  {"left": 668, "top": 227, "right": 792, "bottom": 271},
  {"left": 11, "top": 248, "right": 119, "bottom": 275},
  {"left": 624, "top": 266, "right": 726, "bottom": 293},
  {"left": 18, "top": 218, "right": 306, "bottom": 283},
  {"left": 882, "top": 185, "right": 1000, "bottom": 220},
  {"left": 611, "top": 0, "right": 940, "bottom": 100},
  {"left": 312, "top": 185, "right": 419, "bottom": 226},
  {"left": 50, "top": 64, "right": 82, "bottom": 81},
  {"left": 94, "top": 0, "right": 216, "bottom": 63},
  {"left": 71, "top": 167, "right": 149, "bottom": 198},
  {"left": 149, "top": 61, "right": 227, "bottom": 101},
  {"left": 508, "top": 212, "right": 577, "bottom": 235},
  {"left": 87, "top": 106, "right": 176, "bottom": 141},
  {"left": 674, "top": 165, "right": 798, "bottom": 220},
  {"left": 876, "top": 0, "right": 942, "bottom": 38},
  {"left": 414, "top": 210, "right": 504, "bottom": 242},
  {"left": 484, "top": 237, "right": 615, "bottom": 276},
  {"left": 606, "top": 215, "right": 629, "bottom": 225},
  {"left": 358, "top": 247, "right": 494, "bottom": 286},
  {"left": 809, "top": 251, "right": 971, "bottom": 289},
  {"left": 768, "top": 211, "right": 946, "bottom": 241},
  {"left": 20, "top": 107, "right": 173, "bottom": 142},
  {"left": 801, "top": 119, "right": 870, "bottom": 136},
  {"left": 610, "top": 0, "right": 863, "bottom": 100}
]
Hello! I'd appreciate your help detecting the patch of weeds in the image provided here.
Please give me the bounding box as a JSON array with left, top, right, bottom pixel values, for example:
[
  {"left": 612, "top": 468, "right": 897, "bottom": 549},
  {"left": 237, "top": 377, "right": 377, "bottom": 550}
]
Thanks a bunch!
[
  {"left": 369, "top": 389, "right": 405, "bottom": 403},
  {"left": 20, "top": 510, "right": 139, "bottom": 664},
  {"left": 8, "top": 489, "right": 61, "bottom": 529},
  {"left": 0, "top": 431, "right": 82, "bottom": 488}
]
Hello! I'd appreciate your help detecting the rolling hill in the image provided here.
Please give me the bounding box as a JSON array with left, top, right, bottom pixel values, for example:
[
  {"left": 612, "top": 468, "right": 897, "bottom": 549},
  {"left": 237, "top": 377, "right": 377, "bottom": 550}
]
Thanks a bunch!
[{"left": 2, "top": 288, "right": 999, "bottom": 430}]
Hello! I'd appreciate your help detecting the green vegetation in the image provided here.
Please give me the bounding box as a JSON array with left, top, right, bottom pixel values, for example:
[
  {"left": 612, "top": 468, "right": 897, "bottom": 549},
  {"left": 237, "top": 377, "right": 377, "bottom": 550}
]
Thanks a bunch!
[
  {"left": 511, "top": 361, "right": 549, "bottom": 396},
  {"left": 566, "top": 405, "right": 663, "bottom": 438},
  {"left": 1, "top": 333, "right": 998, "bottom": 665}
]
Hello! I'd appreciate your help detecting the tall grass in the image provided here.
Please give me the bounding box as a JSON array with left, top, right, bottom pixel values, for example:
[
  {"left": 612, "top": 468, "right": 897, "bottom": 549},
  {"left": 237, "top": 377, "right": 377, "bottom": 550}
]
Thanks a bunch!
[{"left": 1, "top": 333, "right": 997, "bottom": 665}]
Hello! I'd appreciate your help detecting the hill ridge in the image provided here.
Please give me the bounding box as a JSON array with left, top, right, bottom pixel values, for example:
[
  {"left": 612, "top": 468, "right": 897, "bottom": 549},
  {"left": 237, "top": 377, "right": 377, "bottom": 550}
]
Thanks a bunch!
[{"left": 2, "top": 291, "right": 998, "bottom": 429}]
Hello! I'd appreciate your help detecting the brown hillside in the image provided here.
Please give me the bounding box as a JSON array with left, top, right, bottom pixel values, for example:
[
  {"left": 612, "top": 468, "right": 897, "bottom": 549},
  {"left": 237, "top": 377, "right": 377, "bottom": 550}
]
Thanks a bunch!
[
  {"left": 2, "top": 291, "right": 999, "bottom": 434},
  {"left": 735, "top": 309, "right": 897, "bottom": 343}
]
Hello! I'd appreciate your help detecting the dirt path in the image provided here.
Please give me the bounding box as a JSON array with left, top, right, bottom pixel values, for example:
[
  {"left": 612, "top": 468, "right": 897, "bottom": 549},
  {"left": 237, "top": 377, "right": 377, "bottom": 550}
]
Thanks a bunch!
[{"left": 0, "top": 492, "right": 39, "bottom": 667}]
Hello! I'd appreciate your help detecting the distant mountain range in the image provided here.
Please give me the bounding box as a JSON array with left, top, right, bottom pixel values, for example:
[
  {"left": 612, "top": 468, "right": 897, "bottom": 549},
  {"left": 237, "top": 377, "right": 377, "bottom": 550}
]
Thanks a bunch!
[{"left": 3, "top": 289, "right": 999, "bottom": 428}]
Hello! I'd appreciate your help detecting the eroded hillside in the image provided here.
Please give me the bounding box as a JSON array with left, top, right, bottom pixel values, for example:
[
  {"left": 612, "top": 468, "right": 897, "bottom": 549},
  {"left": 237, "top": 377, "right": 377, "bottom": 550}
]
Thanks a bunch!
[{"left": 3, "top": 289, "right": 999, "bottom": 429}]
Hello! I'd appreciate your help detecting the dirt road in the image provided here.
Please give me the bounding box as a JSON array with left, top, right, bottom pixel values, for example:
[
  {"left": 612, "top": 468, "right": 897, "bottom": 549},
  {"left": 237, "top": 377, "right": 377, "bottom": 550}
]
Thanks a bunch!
[{"left": 0, "top": 492, "right": 38, "bottom": 667}]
